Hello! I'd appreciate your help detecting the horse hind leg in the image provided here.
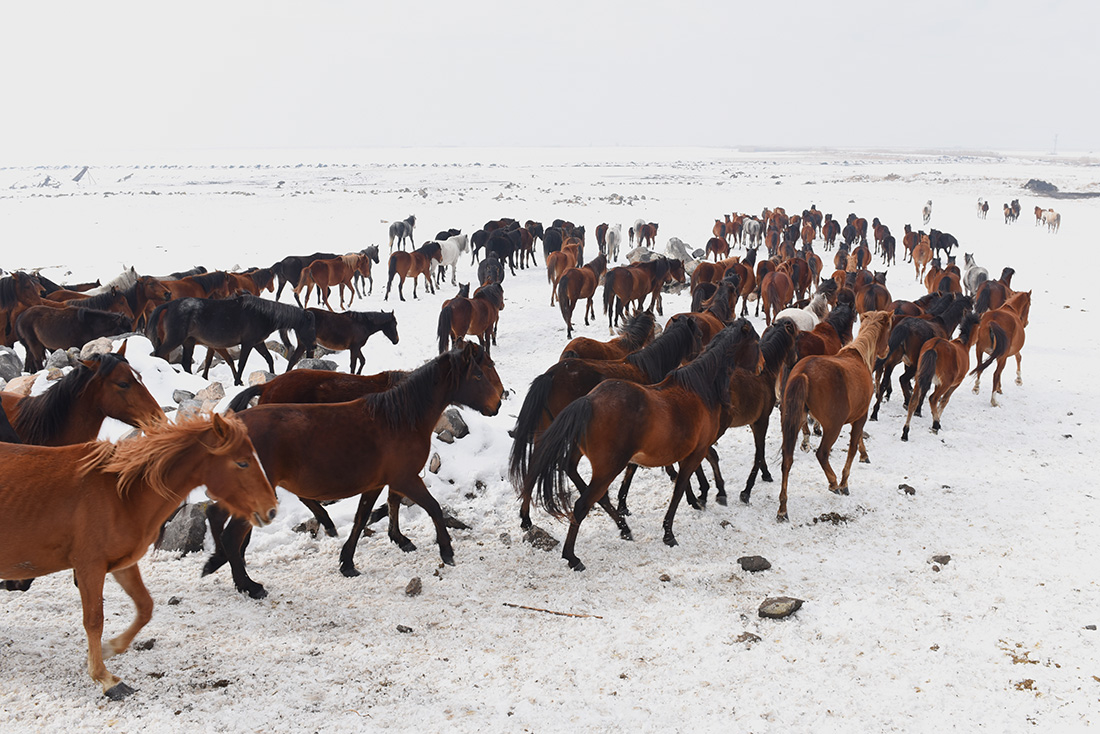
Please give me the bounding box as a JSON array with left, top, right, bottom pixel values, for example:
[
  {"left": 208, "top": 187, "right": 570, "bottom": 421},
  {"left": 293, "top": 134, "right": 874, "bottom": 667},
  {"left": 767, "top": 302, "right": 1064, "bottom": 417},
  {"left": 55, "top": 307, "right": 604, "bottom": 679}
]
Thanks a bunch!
[
  {"left": 391, "top": 476, "right": 455, "bottom": 565},
  {"left": 339, "top": 490, "right": 385, "bottom": 576},
  {"left": 837, "top": 415, "right": 869, "bottom": 493}
]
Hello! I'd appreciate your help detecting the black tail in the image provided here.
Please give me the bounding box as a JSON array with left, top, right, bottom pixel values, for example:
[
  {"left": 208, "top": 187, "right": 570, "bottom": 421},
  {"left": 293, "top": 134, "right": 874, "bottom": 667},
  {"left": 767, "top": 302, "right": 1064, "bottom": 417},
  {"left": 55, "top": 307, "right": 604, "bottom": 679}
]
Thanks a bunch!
[
  {"left": 974, "top": 285, "right": 992, "bottom": 314},
  {"left": 508, "top": 371, "right": 556, "bottom": 490},
  {"left": 437, "top": 305, "right": 454, "bottom": 353},
  {"left": 780, "top": 373, "right": 809, "bottom": 461},
  {"left": 874, "top": 323, "right": 905, "bottom": 373},
  {"left": 227, "top": 384, "right": 264, "bottom": 413},
  {"left": 602, "top": 270, "right": 617, "bottom": 315},
  {"left": 525, "top": 396, "right": 593, "bottom": 520},
  {"left": 970, "top": 322, "right": 1007, "bottom": 377},
  {"left": 912, "top": 348, "right": 937, "bottom": 414}
]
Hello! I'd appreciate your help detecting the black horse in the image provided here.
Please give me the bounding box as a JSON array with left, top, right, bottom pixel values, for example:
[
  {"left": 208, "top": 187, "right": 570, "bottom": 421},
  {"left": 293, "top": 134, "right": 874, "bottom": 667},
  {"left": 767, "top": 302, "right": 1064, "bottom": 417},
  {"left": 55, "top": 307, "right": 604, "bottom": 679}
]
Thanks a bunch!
[
  {"left": 146, "top": 295, "right": 316, "bottom": 385},
  {"left": 271, "top": 252, "right": 339, "bottom": 304},
  {"left": 307, "top": 308, "right": 399, "bottom": 375},
  {"left": 486, "top": 231, "right": 518, "bottom": 276},
  {"left": 928, "top": 229, "right": 958, "bottom": 259},
  {"left": 477, "top": 251, "right": 506, "bottom": 286}
]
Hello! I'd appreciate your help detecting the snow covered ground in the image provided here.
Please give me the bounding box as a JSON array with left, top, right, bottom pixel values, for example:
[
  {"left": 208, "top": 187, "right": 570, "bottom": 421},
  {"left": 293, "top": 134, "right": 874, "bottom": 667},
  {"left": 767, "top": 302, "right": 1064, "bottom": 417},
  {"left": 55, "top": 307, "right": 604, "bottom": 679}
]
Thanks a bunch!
[{"left": 1, "top": 148, "right": 1098, "bottom": 732}]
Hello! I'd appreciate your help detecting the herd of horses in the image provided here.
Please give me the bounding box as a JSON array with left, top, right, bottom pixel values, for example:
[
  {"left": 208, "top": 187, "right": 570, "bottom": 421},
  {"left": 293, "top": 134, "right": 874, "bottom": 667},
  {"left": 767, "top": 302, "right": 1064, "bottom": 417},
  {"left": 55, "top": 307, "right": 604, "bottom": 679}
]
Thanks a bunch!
[{"left": 1, "top": 196, "right": 1038, "bottom": 698}]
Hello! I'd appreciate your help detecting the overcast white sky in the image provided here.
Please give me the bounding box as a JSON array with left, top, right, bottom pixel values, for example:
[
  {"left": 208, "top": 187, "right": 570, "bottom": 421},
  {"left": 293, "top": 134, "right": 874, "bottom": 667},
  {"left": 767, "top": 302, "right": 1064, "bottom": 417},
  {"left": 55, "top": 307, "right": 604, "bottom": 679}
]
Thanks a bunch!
[{"left": 1, "top": 1, "right": 1096, "bottom": 160}]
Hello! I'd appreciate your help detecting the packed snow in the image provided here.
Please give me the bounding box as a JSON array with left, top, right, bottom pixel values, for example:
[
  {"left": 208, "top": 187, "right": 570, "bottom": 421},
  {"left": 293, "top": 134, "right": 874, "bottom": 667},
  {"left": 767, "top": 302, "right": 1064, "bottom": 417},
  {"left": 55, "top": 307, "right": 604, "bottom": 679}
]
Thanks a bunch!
[{"left": 1, "top": 148, "right": 1098, "bottom": 732}]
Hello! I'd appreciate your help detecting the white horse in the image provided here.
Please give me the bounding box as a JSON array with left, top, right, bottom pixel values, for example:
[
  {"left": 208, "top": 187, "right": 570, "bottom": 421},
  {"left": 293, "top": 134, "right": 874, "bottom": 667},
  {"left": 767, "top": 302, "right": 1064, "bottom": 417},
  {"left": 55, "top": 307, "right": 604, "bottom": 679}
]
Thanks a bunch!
[
  {"left": 605, "top": 224, "right": 622, "bottom": 261},
  {"left": 1042, "top": 209, "right": 1061, "bottom": 233},
  {"left": 742, "top": 218, "right": 762, "bottom": 248},
  {"left": 436, "top": 233, "right": 469, "bottom": 286},
  {"left": 922, "top": 200, "right": 933, "bottom": 225},
  {"left": 87, "top": 266, "right": 139, "bottom": 295},
  {"left": 773, "top": 291, "right": 831, "bottom": 332},
  {"left": 962, "top": 252, "right": 988, "bottom": 297}
]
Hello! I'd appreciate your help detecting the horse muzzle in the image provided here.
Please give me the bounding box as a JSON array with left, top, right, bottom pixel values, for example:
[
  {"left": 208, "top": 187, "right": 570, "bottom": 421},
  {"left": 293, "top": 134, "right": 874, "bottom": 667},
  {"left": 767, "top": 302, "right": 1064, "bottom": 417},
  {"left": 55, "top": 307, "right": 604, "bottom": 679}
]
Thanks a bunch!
[{"left": 251, "top": 508, "right": 278, "bottom": 527}]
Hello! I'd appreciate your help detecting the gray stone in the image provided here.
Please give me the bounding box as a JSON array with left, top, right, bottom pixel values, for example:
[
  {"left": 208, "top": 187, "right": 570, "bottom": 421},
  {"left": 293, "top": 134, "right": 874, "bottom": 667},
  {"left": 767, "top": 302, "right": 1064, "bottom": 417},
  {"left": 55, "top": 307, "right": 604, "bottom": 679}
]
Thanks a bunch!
[
  {"left": 931, "top": 554, "right": 951, "bottom": 566},
  {"left": 758, "top": 596, "right": 804, "bottom": 619},
  {"left": 523, "top": 525, "right": 560, "bottom": 552},
  {"left": 194, "top": 382, "right": 225, "bottom": 403},
  {"left": 405, "top": 577, "right": 422, "bottom": 597},
  {"left": 155, "top": 503, "right": 208, "bottom": 555},
  {"left": 172, "top": 389, "right": 196, "bottom": 404},
  {"left": 176, "top": 398, "right": 205, "bottom": 418},
  {"left": 248, "top": 370, "right": 276, "bottom": 386},
  {"left": 46, "top": 350, "right": 74, "bottom": 370},
  {"left": 738, "top": 555, "right": 772, "bottom": 572},
  {"left": 46, "top": 368, "right": 65, "bottom": 381},
  {"left": 396, "top": 625, "right": 413, "bottom": 634},
  {"left": 434, "top": 408, "right": 469, "bottom": 439},
  {"left": 4, "top": 374, "right": 37, "bottom": 396},
  {"left": 293, "top": 518, "right": 320, "bottom": 537},
  {"left": 294, "top": 358, "right": 337, "bottom": 372},
  {"left": 442, "top": 507, "right": 469, "bottom": 530},
  {"left": 692, "top": 248, "right": 707, "bottom": 260},
  {"left": 499, "top": 532, "right": 512, "bottom": 548},
  {"left": 734, "top": 631, "right": 762, "bottom": 646},
  {"left": 0, "top": 346, "right": 22, "bottom": 380},
  {"left": 429, "top": 453, "right": 441, "bottom": 474},
  {"left": 436, "top": 429, "right": 455, "bottom": 444},
  {"left": 79, "top": 337, "right": 115, "bottom": 359},
  {"left": 899, "top": 483, "right": 916, "bottom": 495},
  {"left": 263, "top": 340, "right": 288, "bottom": 358}
]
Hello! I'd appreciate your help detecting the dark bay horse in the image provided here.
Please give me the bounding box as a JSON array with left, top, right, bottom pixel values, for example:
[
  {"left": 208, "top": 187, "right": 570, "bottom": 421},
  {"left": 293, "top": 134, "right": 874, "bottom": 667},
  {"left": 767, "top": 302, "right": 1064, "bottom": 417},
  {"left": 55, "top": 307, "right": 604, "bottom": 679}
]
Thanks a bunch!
[
  {"left": 557, "top": 253, "right": 608, "bottom": 338},
  {"left": 202, "top": 342, "right": 504, "bottom": 598},
  {"left": 510, "top": 318, "right": 704, "bottom": 528},
  {"left": 559, "top": 310, "right": 655, "bottom": 360},
  {"left": 777, "top": 311, "right": 891, "bottom": 521},
  {"left": 308, "top": 308, "right": 399, "bottom": 375},
  {"left": 521, "top": 321, "right": 757, "bottom": 571},
  {"left": 16, "top": 306, "right": 132, "bottom": 372},
  {"left": 147, "top": 295, "right": 315, "bottom": 385},
  {"left": 901, "top": 311, "right": 981, "bottom": 440},
  {"left": 437, "top": 282, "right": 505, "bottom": 355},
  {"left": 160, "top": 271, "right": 234, "bottom": 301},
  {"left": 603, "top": 257, "right": 684, "bottom": 328},
  {"left": 385, "top": 241, "right": 442, "bottom": 301},
  {"left": 0, "top": 413, "right": 277, "bottom": 698},
  {"left": 0, "top": 271, "right": 47, "bottom": 347},
  {"left": 271, "top": 252, "right": 339, "bottom": 304},
  {"left": 971, "top": 290, "right": 1031, "bottom": 406}
]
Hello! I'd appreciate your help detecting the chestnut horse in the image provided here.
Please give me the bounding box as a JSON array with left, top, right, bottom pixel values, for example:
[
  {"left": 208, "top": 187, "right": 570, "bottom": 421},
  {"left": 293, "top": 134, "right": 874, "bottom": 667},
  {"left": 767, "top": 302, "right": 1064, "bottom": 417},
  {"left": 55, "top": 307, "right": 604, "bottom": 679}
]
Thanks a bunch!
[
  {"left": 636, "top": 222, "right": 659, "bottom": 248},
  {"left": 759, "top": 270, "right": 794, "bottom": 326},
  {"left": 160, "top": 271, "right": 234, "bottom": 301},
  {"left": 203, "top": 342, "right": 504, "bottom": 598},
  {"left": 296, "top": 253, "right": 373, "bottom": 310},
  {"left": 777, "top": 310, "right": 891, "bottom": 521},
  {"left": 546, "top": 243, "right": 581, "bottom": 306},
  {"left": 901, "top": 311, "right": 981, "bottom": 440},
  {"left": 974, "top": 267, "right": 1016, "bottom": 313},
  {"left": 0, "top": 345, "right": 163, "bottom": 447},
  {"left": 0, "top": 271, "right": 47, "bottom": 347},
  {"left": 971, "top": 290, "right": 1031, "bottom": 406},
  {"left": 522, "top": 321, "right": 758, "bottom": 571},
  {"left": 385, "top": 241, "right": 442, "bottom": 301},
  {"left": 437, "top": 282, "right": 505, "bottom": 355},
  {"left": 706, "top": 236, "right": 730, "bottom": 261},
  {"left": 557, "top": 253, "right": 608, "bottom": 338},
  {"left": 559, "top": 310, "right": 655, "bottom": 360},
  {"left": 0, "top": 413, "right": 277, "bottom": 698}
]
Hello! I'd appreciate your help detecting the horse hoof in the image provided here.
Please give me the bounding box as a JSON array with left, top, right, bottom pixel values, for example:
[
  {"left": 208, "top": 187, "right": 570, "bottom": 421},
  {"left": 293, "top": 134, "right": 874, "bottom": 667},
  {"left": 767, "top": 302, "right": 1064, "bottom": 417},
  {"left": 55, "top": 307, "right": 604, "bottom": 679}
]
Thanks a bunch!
[
  {"left": 716, "top": 495, "right": 728, "bottom": 506},
  {"left": 340, "top": 566, "right": 361, "bottom": 578},
  {"left": 860, "top": 457, "right": 870, "bottom": 464},
  {"left": 618, "top": 507, "right": 632, "bottom": 517},
  {"left": 776, "top": 512, "right": 788, "bottom": 523},
  {"left": 244, "top": 584, "right": 269, "bottom": 599},
  {"left": 399, "top": 541, "right": 417, "bottom": 553},
  {"left": 104, "top": 682, "right": 136, "bottom": 701},
  {"left": 570, "top": 560, "right": 586, "bottom": 572},
  {"left": 441, "top": 554, "right": 456, "bottom": 567},
  {"left": 739, "top": 490, "right": 751, "bottom": 504},
  {"left": 519, "top": 518, "right": 532, "bottom": 532},
  {"left": 663, "top": 534, "right": 678, "bottom": 548},
  {"left": 621, "top": 531, "right": 634, "bottom": 541},
  {"left": 761, "top": 472, "right": 773, "bottom": 483}
]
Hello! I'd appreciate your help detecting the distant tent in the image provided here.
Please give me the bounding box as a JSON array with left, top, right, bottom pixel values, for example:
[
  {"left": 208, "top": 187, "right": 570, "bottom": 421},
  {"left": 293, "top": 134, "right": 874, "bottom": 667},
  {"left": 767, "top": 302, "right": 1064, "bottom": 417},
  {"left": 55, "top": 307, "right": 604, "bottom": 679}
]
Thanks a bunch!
[{"left": 72, "top": 166, "right": 90, "bottom": 183}]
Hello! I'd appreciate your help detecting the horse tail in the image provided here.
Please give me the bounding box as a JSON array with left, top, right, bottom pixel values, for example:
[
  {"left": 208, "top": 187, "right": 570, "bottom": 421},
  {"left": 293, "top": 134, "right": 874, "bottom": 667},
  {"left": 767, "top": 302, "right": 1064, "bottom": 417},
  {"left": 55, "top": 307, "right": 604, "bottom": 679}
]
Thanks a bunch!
[
  {"left": 780, "top": 372, "right": 810, "bottom": 460},
  {"left": 526, "top": 396, "right": 592, "bottom": 520},
  {"left": 508, "top": 371, "right": 556, "bottom": 491},
  {"left": 974, "top": 284, "right": 992, "bottom": 314},
  {"left": 874, "top": 324, "right": 906, "bottom": 373},
  {"left": 764, "top": 276, "right": 781, "bottom": 313},
  {"left": 144, "top": 300, "right": 170, "bottom": 350},
  {"left": 388, "top": 254, "right": 398, "bottom": 281},
  {"left": 602, "top": 270, "right": 617, "bottom": 315},
  {"left": 437, "top": 305, "right": 454, "bottom": 354},
  {"left": 970, "top": 322, "right": 1007, "bottom": 377},
  {"left": 913, "top": 348, "right": 937, "bottom": 411},
  {"left": 227, "top": 385, "right": 264, "bottom": 413},
  {"left": 557, "top": 278, "right": 572, "bottom": 322}
]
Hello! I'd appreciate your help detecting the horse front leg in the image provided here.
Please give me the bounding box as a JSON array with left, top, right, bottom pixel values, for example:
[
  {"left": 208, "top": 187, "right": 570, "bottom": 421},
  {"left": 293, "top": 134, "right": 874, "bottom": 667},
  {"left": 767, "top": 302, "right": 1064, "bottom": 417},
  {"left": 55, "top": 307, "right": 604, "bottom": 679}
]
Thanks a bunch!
[
  {"left": 662, "top": 452, "right": 707, "bottom": 547},
  {"left": 75, "top": 564, "right": 132, "bottom": 699},
  {"left": 104, "top": 565, "right": 153, "bottom": 664},
  {"left": 339, "top": 489, "right": 385, "bottom": 577},
  {"left": 392, "top": 476, "right": 455, "bottom": 566}
]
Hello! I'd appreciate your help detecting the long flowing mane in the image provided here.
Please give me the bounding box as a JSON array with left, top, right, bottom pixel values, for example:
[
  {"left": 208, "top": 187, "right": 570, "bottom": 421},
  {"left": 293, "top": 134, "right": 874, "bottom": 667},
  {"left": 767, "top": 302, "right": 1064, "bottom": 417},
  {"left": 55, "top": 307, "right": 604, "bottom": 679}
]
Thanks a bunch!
[
  {"left": 240, "top": 295, "right": 311, "bottom": 329},
  {"left": 823, "top": 302, "right": 856, "bottom": 342},
  {"left": 702, "top": 282, "right": 734, "bottom": 322},
  {"left": 12, "top": 352, "right": 126, "bottom": 444},
  {"left": 360, "top": 347, "right": 471, "bottom": 429},
  {"left": 69, "top": 289, "right": 124, "bottom": 312},
  {"left": 625, "top": 317, "right": 699, "bottom": 383},
  {"left": 0, "top": 272, "right": 38, "bottom": 308},
  {"left": 617, "top": 311, "right": 656, "bottom": 351},
  {"left": 668, "top": 322, "right": 750, "bottom": 408},
  {"left": 415, "top": 241, "right": 442, "bottom": 259},
  {"left": 82, "top": 412, "right": 251, "bottom": 499},
  {"left": 759, "top": 320, "right": 797, "bottom": 376},
  {"left": 842, "top": 311, "right": 888, "bottom": 371}
]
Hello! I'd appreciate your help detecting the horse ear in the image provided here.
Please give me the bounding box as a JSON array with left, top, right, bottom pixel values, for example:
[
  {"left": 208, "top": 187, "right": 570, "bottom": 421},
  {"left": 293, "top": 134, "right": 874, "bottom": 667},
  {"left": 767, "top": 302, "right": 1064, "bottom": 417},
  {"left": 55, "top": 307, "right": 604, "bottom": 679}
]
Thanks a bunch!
[
  {"left": 211, "top": 412, "right": 229, "bottom": 439},
  {"left": 115, "top": 340, "right": 128, "bottom": 358}
]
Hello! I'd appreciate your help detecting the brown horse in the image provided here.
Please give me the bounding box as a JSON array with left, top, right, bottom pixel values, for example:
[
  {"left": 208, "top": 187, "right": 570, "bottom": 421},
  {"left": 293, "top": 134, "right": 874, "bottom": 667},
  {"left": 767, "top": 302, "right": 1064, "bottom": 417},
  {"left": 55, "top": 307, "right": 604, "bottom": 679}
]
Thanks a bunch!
[
  {"left": 297, "top": 253, "right": 372, "bottom": 310},
  {"left": 557, "top": 253, "right": 608, "bottom": 338},
  {"left": 15, "top": 305, "right": 132, "bottom": 372},
  {"left": 795, "top": 302, "right": 857, "bottom": 360},
  {"left": 161, "top": 271, "right": 234, "bottom": 301},
  {"left": 759, "top": 270, "right": 794, "bottom": 326},
  {"left": 521, "top": 322, "right": 757, "bottom": 571},
  {"left": 902, "top": 224, "right": 919, "bottom": 263},
  {"left": 974, "top": 267, "right": 1016, "bottom": 313},
  {"left": 546, "top": 243, "right": 580, "bottom": 306},
  {"left": 0, "top": 271, "right": 47, "bottom": 347},
  {"left": 437, "top": 283, "right": 505, "bottom": 355},
  {"left": 0, "top": 412, "right": 277, "bottom": 698},
  {"left": 385, "top": 241, "right": 442, "bottom": 301},
  {"left": 308, "top": 308, "right": 399, "bottom": 375},
  {"left": 690, "top": 257, "right": 736, "bottom": 294},
  {"left": 971, "top": 290, "right": 1031, "bottom": 406},
  {"left": 912, "top": 236, "right": 933, "bottom": 281},
  {"left": 559, "top": 310, "right": 655, "bottom": 360},
  {"left": 0, "top": 345, "right": 163, "bottom": 446},
  {"left": 776, "top": 310, "right": 891, "bottom": 521},
  {"left": 202, "top": 342, "right": 504, "bottom": 598},
  {"left": 901, "top": 311, "right": 981, "bottom": 440},
  {"left": 602, "top": 257, "right": 684, "bottom": 329},
  {"left": 636, "top": 222, "right": 659, "bottom": 248},
  {"left": 705, "top": 236, "right": 730, "bottom": 261}
]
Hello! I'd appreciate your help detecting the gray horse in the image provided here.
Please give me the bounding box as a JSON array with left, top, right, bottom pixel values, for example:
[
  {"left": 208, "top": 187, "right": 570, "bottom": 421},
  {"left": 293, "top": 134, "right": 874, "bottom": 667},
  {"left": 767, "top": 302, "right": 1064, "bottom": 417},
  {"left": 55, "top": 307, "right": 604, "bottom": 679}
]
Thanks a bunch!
[{"left": 388, "top": 215, "right": 416, "bottom": 252}]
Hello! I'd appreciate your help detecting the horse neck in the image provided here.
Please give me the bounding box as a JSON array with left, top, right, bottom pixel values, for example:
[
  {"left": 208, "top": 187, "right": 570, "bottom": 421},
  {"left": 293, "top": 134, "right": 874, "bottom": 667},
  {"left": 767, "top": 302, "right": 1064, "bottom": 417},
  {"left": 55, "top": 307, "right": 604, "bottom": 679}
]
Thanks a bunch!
[{"left": 844, "top": 319, "right": 884, "bottom": 372}]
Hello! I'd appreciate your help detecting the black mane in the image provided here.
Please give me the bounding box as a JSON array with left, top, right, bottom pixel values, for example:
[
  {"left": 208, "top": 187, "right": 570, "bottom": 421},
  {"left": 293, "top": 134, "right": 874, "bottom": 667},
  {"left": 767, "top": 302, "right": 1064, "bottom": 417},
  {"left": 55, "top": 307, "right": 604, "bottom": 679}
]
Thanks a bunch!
[
  {"left": 625, "top": 317, "right": 699, "bottom": 383},
  {"left": 12, "top": 352, "right": 126, "bottom": 444},
  {"left": 360, "top": 346, "right": 474, "bottom": 429}
]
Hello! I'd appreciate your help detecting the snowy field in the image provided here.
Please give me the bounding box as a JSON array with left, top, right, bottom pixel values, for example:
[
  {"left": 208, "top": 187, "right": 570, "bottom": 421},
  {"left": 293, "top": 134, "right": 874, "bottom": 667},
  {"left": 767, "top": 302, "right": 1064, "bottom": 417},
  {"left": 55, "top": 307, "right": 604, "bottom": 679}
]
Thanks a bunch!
[{"left": 1, "top": 147, "right": 1098, "bottom": 732}]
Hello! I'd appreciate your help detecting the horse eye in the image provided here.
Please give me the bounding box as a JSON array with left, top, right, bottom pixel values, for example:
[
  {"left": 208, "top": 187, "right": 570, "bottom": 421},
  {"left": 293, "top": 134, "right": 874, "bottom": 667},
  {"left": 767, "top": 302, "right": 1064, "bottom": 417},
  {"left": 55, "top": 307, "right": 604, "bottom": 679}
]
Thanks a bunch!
[
  {"left": 236, "top": 460, "right": 249, "bottom": 468},
  {"left": 117, "top": 381, "right": 130, "bottom": 389}
]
